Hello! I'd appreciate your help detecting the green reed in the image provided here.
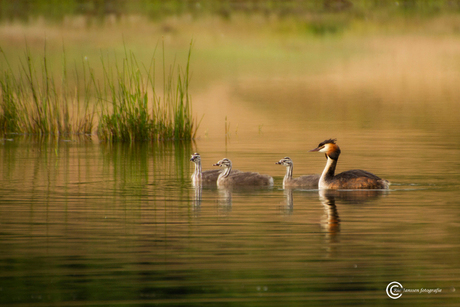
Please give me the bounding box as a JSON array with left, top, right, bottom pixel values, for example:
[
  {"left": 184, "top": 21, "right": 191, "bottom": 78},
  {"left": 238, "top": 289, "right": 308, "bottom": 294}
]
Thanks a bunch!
[
  {"left": 96, "top": 40, "right": 198, "bottom": 142},
  {"left": 96, "top": 48, "right": 153, "bottom": 142},
  {"left": 0, "top": 44, "right": 95, "bottom": 136},
  {"left": 0, "top": 41, "right": 199, "bottom": 141}
]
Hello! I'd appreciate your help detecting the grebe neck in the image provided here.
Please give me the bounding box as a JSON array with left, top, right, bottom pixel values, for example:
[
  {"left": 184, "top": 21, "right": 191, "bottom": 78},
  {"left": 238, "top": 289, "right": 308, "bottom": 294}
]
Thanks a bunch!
[
  {"left": 219, "top": 164, "right": 232, "bottom": 179},
  {"left": 193, "top": 160, "right": 202, "bottom": 177},
  {"left": 283, "top": 164, "right": 293, "bottom": 187},
  {"left": 319, "top": 155, "right": 338, "bottom": 189},
  {"left": 191, "top": 160, "right": 202, "bottom": 185}
]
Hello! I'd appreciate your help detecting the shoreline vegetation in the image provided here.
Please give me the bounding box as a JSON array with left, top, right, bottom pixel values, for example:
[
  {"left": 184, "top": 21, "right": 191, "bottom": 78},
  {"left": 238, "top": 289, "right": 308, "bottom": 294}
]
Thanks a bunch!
[
  {"left": 0, "top": 40, "right": 199, "bottom": 142},
  {"left": 2, "top": 1, "right": 460, "bottom": 41},
  {"left": 1, "top": 1, "right": 460, "bottom": 23},
  {"left": 1, "top": 1, "right": 460, "bottom": 141}
]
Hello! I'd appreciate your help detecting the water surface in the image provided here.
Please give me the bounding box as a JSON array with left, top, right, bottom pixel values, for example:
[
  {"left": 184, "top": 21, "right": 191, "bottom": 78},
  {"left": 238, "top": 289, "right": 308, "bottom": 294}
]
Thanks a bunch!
[
  {"left": 2, "top": 4, "right": 460, "bottom": 305},
  {"left": 1, "top": 127, "right": 459, "bottom": 306}
]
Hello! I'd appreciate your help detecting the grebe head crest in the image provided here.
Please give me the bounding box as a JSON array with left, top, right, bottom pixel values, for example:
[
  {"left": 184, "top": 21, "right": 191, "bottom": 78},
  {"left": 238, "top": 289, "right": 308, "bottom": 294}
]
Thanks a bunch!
[
  {"left": 275, "top": 157, "right": 293, "bottom": 166},
  {"left": 213, "top": 158, "right": 232, "bottom": 168},
  {"left": 309, "top": 139, "right": 341, "bottom": 160},
  {"left": 190, "top": 152, "right": 201, "bottom": 163}
]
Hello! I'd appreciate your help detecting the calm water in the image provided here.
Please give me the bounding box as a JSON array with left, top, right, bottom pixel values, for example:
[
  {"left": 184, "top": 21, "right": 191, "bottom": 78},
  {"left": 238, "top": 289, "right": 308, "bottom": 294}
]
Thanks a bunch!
[
  {"left": 2, "top": 4, "right": 460, "bottom": 305},
  {"left": 1, "top": 124, "right": 459, "bottom": 306}
]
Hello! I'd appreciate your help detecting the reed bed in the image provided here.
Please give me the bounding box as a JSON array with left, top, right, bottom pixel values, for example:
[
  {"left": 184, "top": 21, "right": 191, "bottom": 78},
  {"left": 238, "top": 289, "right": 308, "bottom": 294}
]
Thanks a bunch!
[
  {"left": 0, "top": 41, "right": 199, "bottom": 142},
  {"left": 0, "top": 44, "right": 95, "bottom": 136}
]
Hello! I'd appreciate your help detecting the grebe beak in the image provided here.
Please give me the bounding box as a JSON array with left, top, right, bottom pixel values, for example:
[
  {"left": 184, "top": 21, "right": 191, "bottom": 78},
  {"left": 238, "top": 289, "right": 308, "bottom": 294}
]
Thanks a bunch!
[
  {"left": 213, "top": 163, "right": 220, "bottom": 166},
  {"left": 309, "top": 147, "right": 321, "bottom": 152}
]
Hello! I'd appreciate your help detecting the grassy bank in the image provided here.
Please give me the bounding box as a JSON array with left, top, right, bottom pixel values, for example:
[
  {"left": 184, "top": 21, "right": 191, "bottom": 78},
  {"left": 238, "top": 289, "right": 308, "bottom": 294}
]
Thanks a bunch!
[
  {"left": 2, "top": 1, "right": 460, "bottom": 139},
  {"left": 0, "top": 41, "right": 199, "bottom": 141}
]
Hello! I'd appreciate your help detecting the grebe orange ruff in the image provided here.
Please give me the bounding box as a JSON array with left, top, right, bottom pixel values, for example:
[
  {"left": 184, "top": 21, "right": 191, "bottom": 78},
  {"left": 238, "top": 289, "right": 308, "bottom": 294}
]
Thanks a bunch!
[{"left": 309, "top": 139, "right": 390, "bottom": 190}]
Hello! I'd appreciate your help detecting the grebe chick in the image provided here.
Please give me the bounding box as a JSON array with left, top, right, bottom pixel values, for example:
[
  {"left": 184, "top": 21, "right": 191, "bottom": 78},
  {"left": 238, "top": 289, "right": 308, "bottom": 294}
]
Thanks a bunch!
[
  {"left": 190, "top": 153, "right": 224, "bottom": 185},
  {"left": 213, "top": 158, "right": 274, "bottom": 187},
  {"left": 275, "top": 157, "right": 320, "bottom": 188},
  {"left": 309, "top": 139, "right": 390, "bottom": 190}
]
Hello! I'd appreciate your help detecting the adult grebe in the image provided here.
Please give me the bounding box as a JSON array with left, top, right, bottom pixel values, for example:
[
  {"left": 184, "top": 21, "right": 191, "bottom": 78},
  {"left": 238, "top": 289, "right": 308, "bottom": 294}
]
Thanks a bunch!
[
  {"left": 275, "top": 157, "right": 320, "bottom": 188},
  {"left": 213, "top": 158, "right": 274, "bottom": 187},
  {"left": 190, "top": 153, "right": 224, "bottom": 185},
  {"left": 309, "top": 139, "right": 390, "bottom": 190}
]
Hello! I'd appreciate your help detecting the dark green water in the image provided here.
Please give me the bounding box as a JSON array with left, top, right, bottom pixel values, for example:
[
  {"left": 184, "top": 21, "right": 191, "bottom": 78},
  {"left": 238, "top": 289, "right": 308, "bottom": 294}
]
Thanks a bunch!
[{"left": 1, "top": 128, "right": 459, "bottom": 306}]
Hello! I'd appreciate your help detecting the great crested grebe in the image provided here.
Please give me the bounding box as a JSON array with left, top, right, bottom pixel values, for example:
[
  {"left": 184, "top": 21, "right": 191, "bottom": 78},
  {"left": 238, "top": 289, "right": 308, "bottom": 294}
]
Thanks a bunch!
[
  {"left": 213, "top": 158, "right": 274, "bottom": 187},
  {"left": 275, "top": 157, "right": 320, "bottom": 188},
  {"left": 310, "top": 139, "right": 390, "bottom": 190},
  {"left": 190, "top": 153, "right": 228, "bottom": 185}
]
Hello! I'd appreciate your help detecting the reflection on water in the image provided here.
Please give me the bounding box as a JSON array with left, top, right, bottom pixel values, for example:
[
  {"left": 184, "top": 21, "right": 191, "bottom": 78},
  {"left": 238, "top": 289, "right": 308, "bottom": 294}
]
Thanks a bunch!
[
  {"left": 2, "top": 3, "right": 460, "bottom": 304},
  {"left": 318, "top": 189, "right": 341, "bottom": 259},
  {"left": 281, "top": 188, "right": 294, "bottom": 214},
  {"left": 1, "top": 135, "right": 460, "bottom": 305},
  {"left": 192, "top": 184, "right": 203, "bottom": 207},
  {"left": 319, "top": 190, "right": 341, "bottom": 242}
]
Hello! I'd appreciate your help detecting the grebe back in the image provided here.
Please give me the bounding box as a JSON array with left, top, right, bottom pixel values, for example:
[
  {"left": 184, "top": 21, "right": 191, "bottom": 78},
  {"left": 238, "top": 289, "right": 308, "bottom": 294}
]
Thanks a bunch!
[
  {"left": 213, "top": 158, "right": 273, "bottom": 187},
  {"left": 309, "top": 139, "right": 390, "bottom": 190},
  {"left": 275, "top": 157, "right": 320, "bottom": 188}
]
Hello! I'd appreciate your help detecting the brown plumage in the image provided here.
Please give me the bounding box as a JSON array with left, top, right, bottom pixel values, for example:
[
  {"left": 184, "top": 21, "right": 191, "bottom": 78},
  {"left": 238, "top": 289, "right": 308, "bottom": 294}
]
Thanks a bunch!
[
  {"left": 275, "top": 157, "right": 320, "bottom": 188},
  {"left": 310, "top": 139, "right": 390, "bottom": 190},
  {"left": 213, "top": 158, "right": 274, "bottom": 187}
]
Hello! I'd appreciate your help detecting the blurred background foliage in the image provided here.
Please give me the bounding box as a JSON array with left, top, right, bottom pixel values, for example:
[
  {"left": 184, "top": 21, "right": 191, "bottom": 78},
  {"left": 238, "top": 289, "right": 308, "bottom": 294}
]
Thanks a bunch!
[{"left": 2, "top": 0, "right": 460, "bottom": 24}]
